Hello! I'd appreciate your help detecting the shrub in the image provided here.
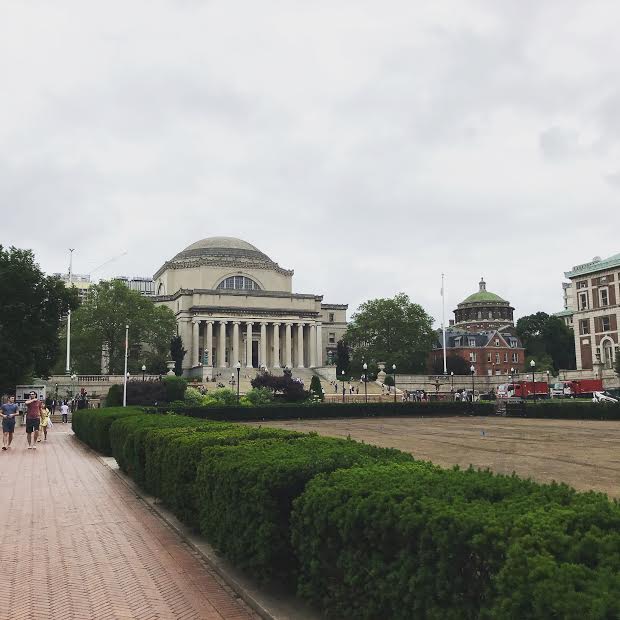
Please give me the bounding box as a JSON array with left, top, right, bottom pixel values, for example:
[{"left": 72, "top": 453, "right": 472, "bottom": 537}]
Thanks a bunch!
[
  {"left": 291, "top": 463, "right": 620, "bottom": 619},
  {"left": 163, "top": 375, "right": 187, "bottom": 402},
  {"left": 251, "top": 369, "right": 309, "bottom": 402},
  {"left": 507, "top": 401, "right": 620, "bottom": 420},
  {"left": 126, "top": 380, "right": 167, "bottom": 406},
  {"left": 105, "top": 384, "right": 122, "bottom": 407},
  {"left": 184, "top": 386, "right": 205, "bottom": 406},
  {"left": 196, "top": 436, "right": 413, "bottom": 585},
  {"left": 240, "top": 387, "right": 273, "bottom": 407},
  {"left": 309, "top": 376, "right": 324, "bottom": 402},
  {"left": 383, "top": 374, "right": 395, "bottom": 387},
  {"left": 72, "top": 407, "right": 143, "bottom": 455},
  {"left": 202, "top": 387, "right": 237, "bottom": 407}
]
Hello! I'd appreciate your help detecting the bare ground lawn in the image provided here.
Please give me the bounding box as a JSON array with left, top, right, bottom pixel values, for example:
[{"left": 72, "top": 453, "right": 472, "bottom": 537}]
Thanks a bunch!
[{"left": 253, "top": 416, "right": 620, "bottom": 498}]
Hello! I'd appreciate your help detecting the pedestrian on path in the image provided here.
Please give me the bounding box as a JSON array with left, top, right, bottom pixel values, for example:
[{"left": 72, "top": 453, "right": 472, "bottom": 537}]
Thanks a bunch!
[
  {"left": 1, "top": 395, "right": 18, "bottom": 450},
  {"left": 38, "top": 403, "right": 51, "bottom": 442},
  {"left": 60, "top": 401, "right": 69, "bottom": 423},
  {"left": 24, "top": 391, "right": 42, "bottom": 449}
]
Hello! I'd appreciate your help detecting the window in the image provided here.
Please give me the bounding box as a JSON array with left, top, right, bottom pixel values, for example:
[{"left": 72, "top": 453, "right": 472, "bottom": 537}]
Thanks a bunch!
[
  {"left": 454, "top": 337, "right": 462, "bottom": 347},
  {"left": 468, "top": 337, "right": 476, "bottom": 347},
  {"left": 601, "top": 316, "right": 610, "bottom": 332},
  {"left": 504, "top": 353, "right": 508, "bottom": 362},
  {"left": 328, "top": 332, "right": 336, "bottom": 344},
  {"left": 495, "top": 338, "right": 500, "bottom": 347},
  {"left": 469, "top": 352, "right": 477, "bottom": 362},
  {"left": 487, "top": 353, "right": 492, "bottom": 362},
  {"left": 600, "top": 288, "right": 609, "bottom": 306},
  {"left": 488, "top": 311, "right": 493, "bottom": 319},
  {"left": 512, "top": 353, "right": 519, "bottom": 363},
  {"left": 579, "top": 319, "right": 590, "bottom": 335},
  {"left": 328, "top": 312, "right": 335, "bottom": 322},
  {"left": 495, "top": 353, "right": 501, "bottom": 364},
  {"left": 579, "top": 292, "right": 589, "bottom": 310},
  {"left": 510, "top": 339, "right": 518, "bottom": 348},
  {"left": 217, "top": 276, "right": 260, "bottom": 290},
  {"left": 576, "top": 280, "right": 588, "bottom": 289}
]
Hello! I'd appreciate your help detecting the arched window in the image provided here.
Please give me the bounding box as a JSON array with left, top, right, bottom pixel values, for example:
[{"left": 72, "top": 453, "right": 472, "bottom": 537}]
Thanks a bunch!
[
  {"left": 157, "top": 282, "right": 165, "bottom": 295},
  {"left": 217, "top": 276, "right": 261, "bottom": 291}
]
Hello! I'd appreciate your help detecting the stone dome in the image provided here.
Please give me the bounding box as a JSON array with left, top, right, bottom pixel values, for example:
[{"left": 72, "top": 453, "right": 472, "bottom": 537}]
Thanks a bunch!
[
  {"left": 458, "top": 278, "right": 507, "bottom": 306},
  {"left": 453, "top": 278, "right": 514, "bottom": 330}
]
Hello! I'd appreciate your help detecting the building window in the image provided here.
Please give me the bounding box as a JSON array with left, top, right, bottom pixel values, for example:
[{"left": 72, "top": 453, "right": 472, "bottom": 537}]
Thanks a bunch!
[
  {"left": 487, "top": 353, "right": 492, "bottom": 362},
  {"left": 579, "top": 319, "right": 590, "bottom": 335},
  {"left": 328, "top": 312, "right": 335, "bottom": 322},
  {"left": 578, "top": 292, "right": 589, "bottom": 310},
  {"left": 469, "top": 352, "right": 477, "bottom": 362},
  {"left": 488, "top": 311, "right": 493, "bottom": 319},
  {"left": 601, "top": 316, "right": 611, "bottom": 332},
  {"left": 504, "top": 353, "right": 508, "bottom": 362},
  {"left": 512, "top": 353, "right": 519, "bottom": 363},
  {"left": 454, "top": 337, "right": 461, "bottom": 347},
  {"left": 328, "top": 332, "right": 336, "bottom": 344},
  {"left": 576, "top": 280, "right": 588, "bottom": 289},
  {"left": 510, "top": 340, "right": 517, "bottom": 348},
  {"left": 495, "top": 353, "right": 501, "bottom": 363},
  {"left": 217, "top": 276, "right": 260, "bottom": 290},
  {"left": 600, "top": 288, "right": 609, "bottom": 306},
  {"left": 468, "top": 338, "right": 476, "bottom": 347},
  {"left": 495, "top": 339, "right": 500, "bottom": 347}
]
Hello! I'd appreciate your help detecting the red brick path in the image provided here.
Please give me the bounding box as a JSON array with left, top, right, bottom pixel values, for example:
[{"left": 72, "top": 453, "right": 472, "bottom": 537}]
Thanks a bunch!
[{"left": 0, "top": 426, "right": 257, "bottom": 620}]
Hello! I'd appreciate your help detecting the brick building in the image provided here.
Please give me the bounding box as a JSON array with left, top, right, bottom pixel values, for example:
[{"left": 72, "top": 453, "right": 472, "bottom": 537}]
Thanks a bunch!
[
  {"left": 430, "top": 279, "right": 525, "bottom": 376},
  {"left": 563, "top": 253, "right": 620, "bottom": 371}
]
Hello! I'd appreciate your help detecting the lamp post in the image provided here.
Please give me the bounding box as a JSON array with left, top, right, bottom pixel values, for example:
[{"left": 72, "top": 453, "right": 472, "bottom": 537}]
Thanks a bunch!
[
  {"left": 530, "top": 359, "right": 536, "bottom": 401},
  {"left": 70, "top": 373, "right": 77, "bottom": 399},
  {"left": 450, "top": 371, "right": 454, "bottom": 400},
  {"left": 235, "top": 361, "right": 241, "bottom": 404},
  {"left": 392, "top": 364, "right": 397, "bottom": 403},
  {"left": 141, "top": 364, "right": 146, "bottom": 382},
  {"left": 363, "top": 362, "right": 368, "bottom": 403},
  {"left": 510, "top": 367, "right": 515, "bottom": 398},
  {"left": 470, "top": 365, "right": 475, "bottom": 402},
  {"left": 341, "top": 369, "right": 345, "bottom": 403},
  {"left": 546, "top": 369, "right": 550, "bottom": 399},
  {"left": 123, "top": 324, "right": 129, "bottom": 407}
]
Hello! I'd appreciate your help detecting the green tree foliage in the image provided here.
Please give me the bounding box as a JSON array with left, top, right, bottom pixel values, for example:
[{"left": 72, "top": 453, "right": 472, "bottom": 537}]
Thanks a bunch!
[
  {"left": 309, "top": 375, "right": 324, "bottom": 401},
  {"left": 251, "top": 369, "right": 309, "bottom": 402},
  {"left": 170, "top": 335, "right": 186, "bottom": 376},
  {"left": 431, "top": 353, "right": 471, "bottom": 375},
  {"left": 346, "top": 293, "right": 435, "bottom": 373},
  {"left": 516, "top": 312, "right": 576, "bottom": 372},
  {"left": 0, "top": 246, "right": 79, "bottom": 391},
  {"left": 335, "top": 340, "right": 350, "bottom": 375},
  {"left": 70, "top": 280, "right": 176, "bottom": 374}
]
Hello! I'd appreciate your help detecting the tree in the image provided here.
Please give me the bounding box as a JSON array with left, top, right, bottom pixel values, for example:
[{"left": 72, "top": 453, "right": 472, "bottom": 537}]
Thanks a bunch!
[
  {"left": 170, "top": 335, "right": 187, "bottom": 376},
  {"left": 0, "top": 246, "right": 79, "bottom": 391},
  {"left": 335, "top": 340, "right": 350, "bottom": 376},
  {"left": 309, "top": 375, "right": 324, "bottom": 401},
  {"left": 431, "top": 353, "right": 471, "bottom": 375},
  {"left": 346, "top": 293, "right": 435, "bottom": 373},
  {"left": 251, "top": 369, "right": 309, "bottom": 402},
  {"left": 70, "top": 280, "right": 176, "bottom": 374},
  {"left": 516, "top": 312, "right": 576, "bottom": 372},
  {"left": 614, "top": 354, "right": 620, "bottom": 379}
]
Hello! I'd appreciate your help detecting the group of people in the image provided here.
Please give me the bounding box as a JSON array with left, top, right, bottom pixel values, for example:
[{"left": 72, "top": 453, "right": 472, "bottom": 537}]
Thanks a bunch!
[{"left": 1, "top": 393, "right": 70, "bottom": 451}]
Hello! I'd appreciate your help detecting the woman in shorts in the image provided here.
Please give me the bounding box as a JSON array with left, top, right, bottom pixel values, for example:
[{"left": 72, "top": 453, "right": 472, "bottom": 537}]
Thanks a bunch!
[{"left": 38, "top": 403, "right": 51, "bottom": 442}]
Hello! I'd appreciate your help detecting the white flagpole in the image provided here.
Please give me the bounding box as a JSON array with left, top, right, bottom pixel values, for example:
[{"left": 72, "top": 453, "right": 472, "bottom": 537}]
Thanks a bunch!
[
  {"left": 123, "top": 324, "right": 129, "bottom": 407},
  {"left": 441, "top": 273, "right": 447, "bottom": 374},
  {"left": 65, "top": 248, "right": 75, "bottom": 374}
]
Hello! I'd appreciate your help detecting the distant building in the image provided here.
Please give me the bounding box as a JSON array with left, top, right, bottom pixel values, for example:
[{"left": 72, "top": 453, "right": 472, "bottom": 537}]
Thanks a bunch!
[
  {"left": 430, "top": 279, "right": 525, "bottom": 376},
  {"left": 554, "top": 282, "right": 574, "bottom": 329},
  {"left": 563, "top": 253, "right": 620, "bottom": 370},
  {"left": 114, "top": 276, "right": 155, "bottom": 296},
  {"left": 53, "top": 272, "right": 92, "bottom": 302}
]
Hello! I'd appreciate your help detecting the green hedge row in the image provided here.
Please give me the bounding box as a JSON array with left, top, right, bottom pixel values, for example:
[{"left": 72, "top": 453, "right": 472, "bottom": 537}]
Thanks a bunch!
[
  {"left": 155, "top": 400, "right": 495, "bottom": 421},
  {"left": 72, "top": 406, "right": 144, "bottom": 455},
  {"left": 506, "top": 401, "right": 620, "bottom": 420},
  {"left": 74, "top": 407, "right": 620, "bottom": 618}
]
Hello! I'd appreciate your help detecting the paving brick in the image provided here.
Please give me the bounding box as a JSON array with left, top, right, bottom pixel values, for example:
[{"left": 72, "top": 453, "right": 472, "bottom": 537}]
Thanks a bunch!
[{"left": 0, "top": 427, "right": 258, "bottom": 620}]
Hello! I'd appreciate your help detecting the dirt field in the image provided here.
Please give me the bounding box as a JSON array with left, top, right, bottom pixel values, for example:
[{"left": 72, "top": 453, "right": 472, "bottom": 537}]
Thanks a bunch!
[{"left": 255, "top": 417, "right": 620, "bottom": 498}]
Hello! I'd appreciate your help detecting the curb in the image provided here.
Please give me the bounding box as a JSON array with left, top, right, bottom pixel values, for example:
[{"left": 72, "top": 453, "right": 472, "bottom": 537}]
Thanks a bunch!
[{"left": 95, "top": 450, "right": 321, "bottom": 620}]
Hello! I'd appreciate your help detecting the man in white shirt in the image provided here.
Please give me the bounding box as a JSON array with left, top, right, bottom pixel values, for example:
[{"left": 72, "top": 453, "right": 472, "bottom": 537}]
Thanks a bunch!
[{"left": 60, "top": 402, "right": 69, "bottom": 424}]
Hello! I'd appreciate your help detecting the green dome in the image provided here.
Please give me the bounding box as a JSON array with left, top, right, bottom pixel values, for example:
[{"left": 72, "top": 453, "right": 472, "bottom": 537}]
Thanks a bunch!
[{"left": 460, "top": 278, "right": 507, "bottom": 304}]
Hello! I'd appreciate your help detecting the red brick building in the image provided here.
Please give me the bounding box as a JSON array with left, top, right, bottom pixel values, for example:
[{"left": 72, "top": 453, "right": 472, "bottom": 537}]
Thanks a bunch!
[{"left": 430, "top": 279, "right": 525, "bottom": 376}]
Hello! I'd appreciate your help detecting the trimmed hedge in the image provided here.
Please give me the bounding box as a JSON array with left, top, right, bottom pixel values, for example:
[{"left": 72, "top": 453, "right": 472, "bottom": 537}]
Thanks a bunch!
[
  {"left": 291, "top": 463, "right": 620, "bottom": 619},
  {"left": 506, "top": 401, "right": 620, "bottom": 420},
  {"left": 157, "top": 400, "right": 494, "bottom": 421},
  {"left": 72, "top": 407, "right": 144, "bottom": 455},
  {"left": 196, "top": 436, "right": 414, "bottom": 585}
]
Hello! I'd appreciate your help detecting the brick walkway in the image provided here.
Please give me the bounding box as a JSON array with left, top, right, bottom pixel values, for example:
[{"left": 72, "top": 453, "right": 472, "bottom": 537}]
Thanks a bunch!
[{"left": 0, "top": 426, "right": 258, "bottom": 620}]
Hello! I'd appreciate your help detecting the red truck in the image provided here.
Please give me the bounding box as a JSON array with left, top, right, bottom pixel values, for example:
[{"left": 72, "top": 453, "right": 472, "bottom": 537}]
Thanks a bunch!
[
  {"left": 504, "top": 381, "right": 549, "bottom": 399},
  {"left": 550, "top": 379, "right": 604, "bottom": 398}
]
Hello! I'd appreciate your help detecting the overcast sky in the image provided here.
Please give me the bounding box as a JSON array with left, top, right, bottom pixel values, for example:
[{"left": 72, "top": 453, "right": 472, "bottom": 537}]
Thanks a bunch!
[{"left": 2, "top": 1, "right": 618, "bottom": 326}]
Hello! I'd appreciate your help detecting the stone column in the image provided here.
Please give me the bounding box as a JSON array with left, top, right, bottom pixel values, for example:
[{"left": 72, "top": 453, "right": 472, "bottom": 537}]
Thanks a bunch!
[
  {"left": 260, "top": 322, "right": 268, "bottom": 369},
  {"left": 232, "top": 321, "right": 240, "bottom": 366},
  {"left": 192, "top": 319, "right": 200, "bottom": 367},
  {"left": 316, "top": 323, "right": 323, "bottom": 366},
  {"left": 285, "top": 323, "right": 293, "bottom": 368},
  {"left": 272, "top": 323, "right": 281, "bottom": 368},
  {"left": 205, "top": 321, "right": 213, "bottom": 367},
  {"left": 297, "top": 323, "right": 305, "bottom": 368},
  {"left": 218, "top": 321, "right": 228, "bottom": 367},
  {"left": 309, "top": 323, "right": 317, "bottom": 368},
  {"left": 246, "top": 322, "right": 254, "bottom": 368}
]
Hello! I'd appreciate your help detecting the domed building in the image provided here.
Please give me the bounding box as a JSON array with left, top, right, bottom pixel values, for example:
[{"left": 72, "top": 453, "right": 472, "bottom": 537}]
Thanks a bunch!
[
  {"left": 430, "top": 279, "right": 524, "bottom": 376},
  {"left": 153, "top": 237, "right": 347, "bottom": 378}
]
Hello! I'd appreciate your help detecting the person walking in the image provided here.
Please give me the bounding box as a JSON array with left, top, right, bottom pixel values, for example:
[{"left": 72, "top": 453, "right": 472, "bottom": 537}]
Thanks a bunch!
[
  {"left": 24, "top": 391, "right": 42, "bottom": 449},
  {"left": 60, "top": 401, "right": 69, "bottom": 424},
  {"left": 38, "top": 403, "right": 51, "bottom": 442},
  {"left": 1, "top": 396, "right": 19, "bottom": 450}
]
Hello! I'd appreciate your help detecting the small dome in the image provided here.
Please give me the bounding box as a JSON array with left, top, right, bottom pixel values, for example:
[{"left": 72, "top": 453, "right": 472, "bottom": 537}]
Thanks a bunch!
[
  {"left": 460, "top": 278, "right": 507, "bottom": 305},
  {"left": 172, "top": 236, "right": 273, "bottom": 263},
  {"left": 182, "top": 237, "right": 260, "bottom": 253}
]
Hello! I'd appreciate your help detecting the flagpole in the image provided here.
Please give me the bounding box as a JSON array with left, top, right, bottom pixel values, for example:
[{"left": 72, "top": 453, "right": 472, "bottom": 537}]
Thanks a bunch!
[
  {"left": 123, "top": 324, "right": 129, "bottom": 407},
  {"left": 65, "top": 248, "right": 75, "bottom": 374},
  {"left": 441, "top": 273, "right": 447, "bottom": 374}
]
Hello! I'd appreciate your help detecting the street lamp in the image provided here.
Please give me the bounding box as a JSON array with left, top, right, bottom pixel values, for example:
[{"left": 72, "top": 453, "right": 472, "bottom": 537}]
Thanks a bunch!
[
  {"left": 470, "top": 365, "right": 475, "bottom": 402},
  {"left": 235, "top": 361, "right": 241, "bottom": 404},
  {"left": 510, "top": 367, "right": 515, "bottom": 397},
  {"left": 341, "top": 369, "right": 345, "bottom": 403},
  {"left": 546, "top": 369, "right": 550, "bottom": 399},
  {"left": 363, "top": 362, "right": 368, "bottom": 403},
  {"left": 392, "top": 364, "right": 397, "bottom": 403},
  {"left": 141, "top": 364, "right": 146, "bottom": 382},
  {"left": 450, "top": 371, "right": 454, "bottom": 400},
  {"left": 530, "top": 359, "right": 536, "bottom": 401}
]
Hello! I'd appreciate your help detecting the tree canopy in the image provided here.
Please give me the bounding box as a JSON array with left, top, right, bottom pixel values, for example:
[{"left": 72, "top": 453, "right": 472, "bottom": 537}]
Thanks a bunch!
[
  {"left": 0, "top": 246, "right": 79, "bottom": 391},
  {"left": 346, "top": 293, "right": 435, "bottom": 373},
  {"left": 431, "top": 353, "right": 471, "bottom": 375},
  {"left": 69, "top": 280, "right": 176, "bottom": 375},
  {"left": 516, "top": 312, "right": 576, "bottom": 372}
]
